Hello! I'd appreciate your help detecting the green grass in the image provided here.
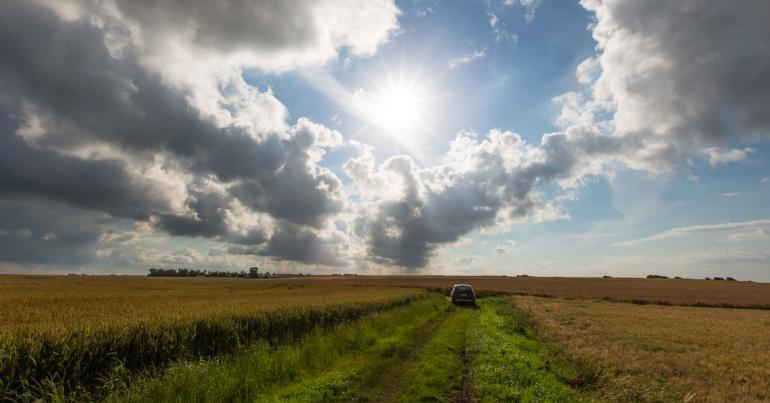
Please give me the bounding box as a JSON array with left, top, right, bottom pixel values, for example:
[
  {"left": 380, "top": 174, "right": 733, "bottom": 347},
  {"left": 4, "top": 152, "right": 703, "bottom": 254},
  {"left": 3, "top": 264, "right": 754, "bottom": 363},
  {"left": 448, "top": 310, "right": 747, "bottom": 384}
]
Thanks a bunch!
[
  {"left": 471, "top": 298, "right": 589, "bottom": 402},
  {"left": 104, "top": 295, "right": 597, "bottom": 402},
  {"left": 108, "top": 295, "right": 449, "bottom": 402},
  {"left": 394, "top": 305, "right": 479, "bottom": 401}
]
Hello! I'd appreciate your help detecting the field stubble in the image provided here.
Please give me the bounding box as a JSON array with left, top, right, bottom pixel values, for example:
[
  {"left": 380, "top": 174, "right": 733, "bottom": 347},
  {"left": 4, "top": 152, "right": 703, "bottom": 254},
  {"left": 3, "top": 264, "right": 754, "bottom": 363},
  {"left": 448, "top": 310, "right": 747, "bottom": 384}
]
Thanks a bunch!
[
  {"left": 514, "top": 295, "right": 770, "bottom": 402},
  {"left": 280, "top": 275, "right": 770, "bottom": 309}
]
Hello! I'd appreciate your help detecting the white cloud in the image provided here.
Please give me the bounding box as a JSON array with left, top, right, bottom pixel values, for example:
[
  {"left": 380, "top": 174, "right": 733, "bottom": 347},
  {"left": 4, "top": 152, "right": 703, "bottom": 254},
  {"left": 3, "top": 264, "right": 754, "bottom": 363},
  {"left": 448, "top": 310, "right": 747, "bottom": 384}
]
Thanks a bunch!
[
  {"left": 614, "top": 219, "right": 770, "bottom": 247},
  {"left": 503, "top": 0, "right": 541, "bottom": 22},
  {"left": 448, "top": 49, "right": 486, "bottom": 70},
  {"left": 580, "top": 0, "right": 770, "bottom": 164},
  {"left": 726, "top": 229, "right": 768, "bottom": 244},
  {"left": 488, "top": 12, "right": 518, "bottom": 43},
  {"left": 576, "top": 57, "right": 600, "bottom": 85},
  {"left": 703, "top": 147, "right": 754, "bottom": 166}
]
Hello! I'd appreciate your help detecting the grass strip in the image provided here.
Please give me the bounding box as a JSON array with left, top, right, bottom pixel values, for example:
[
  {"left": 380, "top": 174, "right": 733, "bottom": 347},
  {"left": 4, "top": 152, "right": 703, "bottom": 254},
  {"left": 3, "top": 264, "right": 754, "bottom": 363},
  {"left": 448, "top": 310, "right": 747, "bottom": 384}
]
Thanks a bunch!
[
  {"left": 108, "top": 295, "right": 448, "bottom": 402},
  {"left": 394, "top": 305, "right": 480, "bottom": 402},
  {"left": 471, "top": 297, "right": 591, "bottom": 403}
]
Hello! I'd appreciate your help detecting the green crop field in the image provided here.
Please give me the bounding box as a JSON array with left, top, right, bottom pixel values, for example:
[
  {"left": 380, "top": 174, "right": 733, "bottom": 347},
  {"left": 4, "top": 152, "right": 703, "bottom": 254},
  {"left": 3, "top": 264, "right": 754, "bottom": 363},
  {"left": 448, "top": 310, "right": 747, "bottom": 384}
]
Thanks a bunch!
[{"left": 2, "top": 275, "right": 769, "bottom": 402}]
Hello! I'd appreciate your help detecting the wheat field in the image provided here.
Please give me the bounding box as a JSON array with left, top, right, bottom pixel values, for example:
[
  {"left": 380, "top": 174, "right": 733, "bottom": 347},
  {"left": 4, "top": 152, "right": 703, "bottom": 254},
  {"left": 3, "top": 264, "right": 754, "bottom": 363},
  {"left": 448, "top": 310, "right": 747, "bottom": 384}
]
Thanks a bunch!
[
  {"left": 513, "top": 295, "right": 770, "bottom": 402},
  {"left": 278, "top": 275, "right": 770, "bottom": 309},
  {"left": 0, "top": 275, "right": 425, "bottom": 400}
]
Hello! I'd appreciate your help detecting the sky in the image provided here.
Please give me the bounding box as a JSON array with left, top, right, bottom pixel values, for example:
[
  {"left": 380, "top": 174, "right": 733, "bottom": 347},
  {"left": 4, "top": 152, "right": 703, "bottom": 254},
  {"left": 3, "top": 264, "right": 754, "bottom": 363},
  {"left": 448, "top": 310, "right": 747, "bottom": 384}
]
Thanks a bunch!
[{"left": 1, "top": 0, "right": 769, "bottom": 280}]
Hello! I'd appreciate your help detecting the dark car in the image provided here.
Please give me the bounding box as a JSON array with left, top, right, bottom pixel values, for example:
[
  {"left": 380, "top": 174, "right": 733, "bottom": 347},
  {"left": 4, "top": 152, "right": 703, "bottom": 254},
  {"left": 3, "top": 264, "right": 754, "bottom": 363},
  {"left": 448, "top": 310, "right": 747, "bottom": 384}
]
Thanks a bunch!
[{"left": 450, "top": 284, "right": 476, "bottom": 305}]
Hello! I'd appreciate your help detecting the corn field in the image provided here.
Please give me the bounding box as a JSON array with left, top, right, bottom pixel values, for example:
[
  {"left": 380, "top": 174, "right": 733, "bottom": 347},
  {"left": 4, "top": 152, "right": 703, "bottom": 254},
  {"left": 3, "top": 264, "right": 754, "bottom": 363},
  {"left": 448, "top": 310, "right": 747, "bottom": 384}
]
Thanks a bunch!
[{"left": 0, "top": 276, "right": 426, "bottom": 400}]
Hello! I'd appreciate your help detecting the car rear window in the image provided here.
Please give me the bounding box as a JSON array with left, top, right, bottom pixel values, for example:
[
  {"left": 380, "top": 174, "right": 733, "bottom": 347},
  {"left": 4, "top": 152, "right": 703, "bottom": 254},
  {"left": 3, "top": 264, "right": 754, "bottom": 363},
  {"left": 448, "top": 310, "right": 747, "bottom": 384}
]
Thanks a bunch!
[{"left": 455, "top": 286, "right": 472, "bottom": 293}]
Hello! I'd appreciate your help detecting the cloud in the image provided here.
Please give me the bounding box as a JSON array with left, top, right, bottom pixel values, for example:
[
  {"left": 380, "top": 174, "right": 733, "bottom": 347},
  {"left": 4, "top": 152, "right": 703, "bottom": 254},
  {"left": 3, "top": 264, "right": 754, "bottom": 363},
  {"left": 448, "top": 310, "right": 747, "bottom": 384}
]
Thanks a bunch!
[
  {"left": 579, "top": 0, "right": 770, "bottom": 158},
  {"left": 347, "top": 129, "right": 578, "bottom": 267},
  {"left": 488, "top": 12, "right": 518, "bottom": 43},
  {"left": 721, "top": 192, "right": 741, "bottom": 198},
  {"left": 3, "top": 0, "right": 770, "bottom": 273},
  {"left": 494, "top": 240, "right": 517, "bottom": 254},
  {"left": 448, "top": 49, "right": 486, "bottom": 70},
  {"left": 0, "top": 0, "right": 398, "bottom": 270},
  {"left": 614, "top": 219, "right": 770, "bottom": 247},
  {"left": 503, "top": 0, "right": 541, "bottom": 22},
  {"left": 726, "top": 229, "right": 768, "bottom": 244},
  {"left": 0, "top": 199, "right": 109, "bottom": 265},
  {"left": 703, "top": 147, "right": 754, "bottom": 166},
  {"left": 255, "top": 223, "right": 348, "bottom": 267}
]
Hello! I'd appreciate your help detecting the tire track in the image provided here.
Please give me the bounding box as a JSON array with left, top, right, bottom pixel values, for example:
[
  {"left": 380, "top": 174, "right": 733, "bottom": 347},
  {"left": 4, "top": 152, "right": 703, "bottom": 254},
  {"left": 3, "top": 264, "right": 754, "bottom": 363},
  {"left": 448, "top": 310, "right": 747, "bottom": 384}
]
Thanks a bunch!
[
  {"left": 452, "top": 337, "right": 475, "bottom": 403},
  {"left": 345, "top": 305, "right": 454, "bottom": 402}
]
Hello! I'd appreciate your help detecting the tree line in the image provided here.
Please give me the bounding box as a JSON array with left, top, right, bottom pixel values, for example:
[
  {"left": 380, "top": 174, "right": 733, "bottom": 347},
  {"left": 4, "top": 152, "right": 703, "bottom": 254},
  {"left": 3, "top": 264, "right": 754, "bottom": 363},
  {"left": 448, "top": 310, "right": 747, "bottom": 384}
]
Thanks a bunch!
[{"left": 147, "top": 267, "right": 310, "bottom": 278}]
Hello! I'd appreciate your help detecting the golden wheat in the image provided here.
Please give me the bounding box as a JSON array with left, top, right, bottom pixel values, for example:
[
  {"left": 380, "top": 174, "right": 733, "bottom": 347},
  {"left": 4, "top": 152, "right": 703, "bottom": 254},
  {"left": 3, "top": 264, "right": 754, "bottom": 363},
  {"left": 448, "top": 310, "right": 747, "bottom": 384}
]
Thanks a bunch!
[
  {"left": 0, "top": 275, "right": 425, "bottom": 400},
  {"left": 513, "top": 295, "right": 770, "bottom": 402},
  {"left": 264, "top": 275, "right": 770, "bottom": 309}
]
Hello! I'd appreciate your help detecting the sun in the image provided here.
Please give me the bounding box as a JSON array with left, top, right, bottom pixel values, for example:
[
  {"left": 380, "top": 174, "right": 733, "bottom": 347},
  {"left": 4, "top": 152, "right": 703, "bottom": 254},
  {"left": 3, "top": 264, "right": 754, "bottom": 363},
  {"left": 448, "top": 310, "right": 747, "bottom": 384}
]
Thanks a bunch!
[
  {"left": 352, "top": 67, "right": 437, "bottom": 144},
  {"left": 368, "top": 85, "right": 422, "bottom": 134}
]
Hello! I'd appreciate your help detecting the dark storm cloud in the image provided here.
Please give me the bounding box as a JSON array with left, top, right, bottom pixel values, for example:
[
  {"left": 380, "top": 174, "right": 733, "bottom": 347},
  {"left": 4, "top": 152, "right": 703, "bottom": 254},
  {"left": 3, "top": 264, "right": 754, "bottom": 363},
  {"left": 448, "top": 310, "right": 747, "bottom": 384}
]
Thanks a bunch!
[
  {"left": 257, "top": 223, "right": 347, "bottom": 267},
  {"left": 0, "top": 0, "right": 345, "bottom": 266},
  {"left": 359, "top": 156, "right": 503, "bottom": 268},
  {"left": 115, "top": 0, "right": 319, "bottom": 53},
  {"left": 352, "top": 129, "right": 637, "bottom": 268},
  {"left": 583, "top": 0, "right": 770, "bottom": 148},
  {"left": 0, "top": 199, "right": 109, "bottom": 265},
  {"left": 0, "top": 123, "right": 172, "bottom": 220}
]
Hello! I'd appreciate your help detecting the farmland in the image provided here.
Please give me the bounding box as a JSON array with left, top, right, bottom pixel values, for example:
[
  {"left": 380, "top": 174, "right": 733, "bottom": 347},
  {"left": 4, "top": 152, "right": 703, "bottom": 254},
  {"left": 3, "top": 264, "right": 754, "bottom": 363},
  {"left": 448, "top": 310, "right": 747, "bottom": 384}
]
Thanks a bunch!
[
  {"left": 0, "top": 276, "right": 425, "bottom": 400},
  {"left": 1, "top": 274, "right": 770, "bottom": 402},
  {"left": 107, "top": 296, "right": 588, "bottom": 402},
  {"left": 514, "top": 296, "right": 770, "bottom": 402},
  {"left": 276, "top": 275, "right": 770, "bottom": 309}
]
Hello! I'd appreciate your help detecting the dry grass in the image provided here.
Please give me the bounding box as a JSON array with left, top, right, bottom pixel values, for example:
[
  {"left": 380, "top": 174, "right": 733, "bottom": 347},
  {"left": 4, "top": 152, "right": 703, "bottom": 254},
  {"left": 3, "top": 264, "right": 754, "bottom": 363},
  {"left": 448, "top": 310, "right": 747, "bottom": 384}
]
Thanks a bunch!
[
  {"left": 269, "top": 275, "right": 770, "bottom": 309},
  {"left": 0, "top": 275, "right": 422, "bottom": 336},
  {"left": 513, "top": 296, "right": 770, "bottom": 402}
]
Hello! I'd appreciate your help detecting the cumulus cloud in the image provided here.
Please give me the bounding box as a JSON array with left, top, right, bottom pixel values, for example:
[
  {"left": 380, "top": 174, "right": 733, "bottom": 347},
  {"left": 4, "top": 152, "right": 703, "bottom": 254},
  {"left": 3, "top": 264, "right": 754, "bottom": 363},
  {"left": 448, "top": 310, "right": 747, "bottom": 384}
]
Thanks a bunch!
[
  {"left": 703, "top": 147, "right": 754, "bottom": 166},
  {"left": 0, "top": 199, "right": 110, "bottom": 265},
  {"left": 343, "top": 0, "right": 770, "bottom": 269},
  {"left": 0, "top": 0, "right": 399, "bottom": 270},
  {"left": 2, "top": 0, "right": 770, "bottom": 273},
  {"left": 580, "top": 0, "right": 770, "bottom": 157},
  {"left": 346, "top": 129, "right": 579, "bottom": 267}
]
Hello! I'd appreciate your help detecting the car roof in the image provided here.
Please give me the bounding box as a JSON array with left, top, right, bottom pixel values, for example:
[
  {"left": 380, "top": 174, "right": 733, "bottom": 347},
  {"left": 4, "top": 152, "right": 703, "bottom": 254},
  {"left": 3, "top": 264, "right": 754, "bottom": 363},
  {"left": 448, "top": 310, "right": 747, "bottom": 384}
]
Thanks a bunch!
[{"left": 452, "top": 284, "right": 473, "bottom": 288}]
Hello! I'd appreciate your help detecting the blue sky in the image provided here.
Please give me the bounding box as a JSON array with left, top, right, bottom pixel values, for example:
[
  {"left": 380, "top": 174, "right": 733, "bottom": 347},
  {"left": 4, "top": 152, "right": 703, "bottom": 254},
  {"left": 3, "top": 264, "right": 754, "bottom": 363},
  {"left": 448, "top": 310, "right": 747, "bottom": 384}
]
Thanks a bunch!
[
  {"left": 247, "top": 0, "right": 770, "bottom": 279},
  {"left": 1, "top": 0, "right": 769, "bottom": 280}
]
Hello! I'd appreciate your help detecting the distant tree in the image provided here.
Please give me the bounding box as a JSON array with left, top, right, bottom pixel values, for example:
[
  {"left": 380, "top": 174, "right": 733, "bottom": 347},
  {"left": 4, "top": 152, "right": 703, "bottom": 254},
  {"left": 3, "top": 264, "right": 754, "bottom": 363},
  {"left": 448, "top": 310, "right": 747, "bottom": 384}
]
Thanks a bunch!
[
  {"left": 646, "top": 274, "right": 668, "bottom": 279},
  {"left": 726, "top": 277, "right": 737, "bottom": 281}
]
